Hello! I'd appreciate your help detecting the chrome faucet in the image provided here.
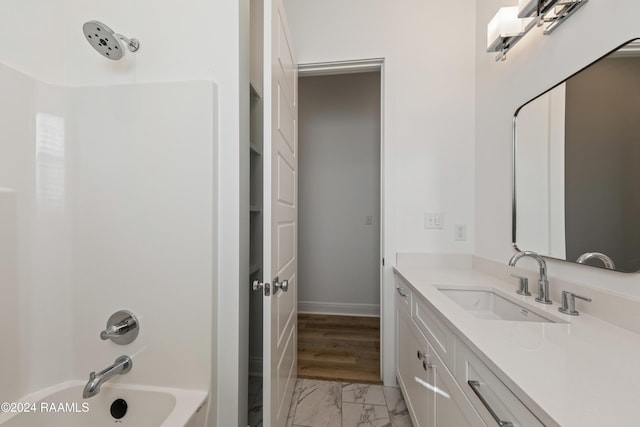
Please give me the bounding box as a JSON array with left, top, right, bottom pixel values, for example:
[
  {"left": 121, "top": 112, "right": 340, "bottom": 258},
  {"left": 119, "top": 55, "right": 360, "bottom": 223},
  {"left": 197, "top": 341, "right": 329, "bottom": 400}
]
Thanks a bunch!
[
  {"left": 508, "top": 251, "right": 552, "bottom": 304},
  {"left": 100, "top": 310, "right": 139, "bottom": 345},
  {"left": 576, "top": 252, "right": 616, "bottom": 270},
  {"left": 83, "top": 355, "right": 132, "bottom": 399},
  {"left": 558, "top": 290, "right": 592, "bottom": 316}
]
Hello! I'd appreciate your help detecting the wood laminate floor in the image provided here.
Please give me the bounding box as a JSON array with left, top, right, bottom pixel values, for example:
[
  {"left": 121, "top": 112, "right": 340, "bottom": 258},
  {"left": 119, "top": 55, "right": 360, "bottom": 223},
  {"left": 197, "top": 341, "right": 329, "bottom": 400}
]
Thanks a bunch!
[{"left": 297, "top": 313, "right": 382, "bottom": 385}]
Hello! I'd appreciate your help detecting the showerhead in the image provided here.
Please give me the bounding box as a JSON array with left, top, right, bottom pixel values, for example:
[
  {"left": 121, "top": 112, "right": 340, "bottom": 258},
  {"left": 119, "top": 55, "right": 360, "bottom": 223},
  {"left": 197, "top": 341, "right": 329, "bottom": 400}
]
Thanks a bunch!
[{"left": 82, "top": 20, "right": 140, "bottom": 60}]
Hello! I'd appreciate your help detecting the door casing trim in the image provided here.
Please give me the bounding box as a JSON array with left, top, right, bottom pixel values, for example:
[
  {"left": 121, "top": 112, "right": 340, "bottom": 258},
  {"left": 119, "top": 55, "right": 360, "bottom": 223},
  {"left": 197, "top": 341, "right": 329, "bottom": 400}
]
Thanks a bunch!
[{"left": 298, "top": 58, "right": 394, "bottom": 385}]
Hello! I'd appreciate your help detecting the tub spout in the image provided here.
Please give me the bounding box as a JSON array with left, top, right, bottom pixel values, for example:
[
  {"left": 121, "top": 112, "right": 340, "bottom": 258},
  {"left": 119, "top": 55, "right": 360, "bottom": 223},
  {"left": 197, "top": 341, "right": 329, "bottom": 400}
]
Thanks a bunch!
[{"left": 83, "top": 355, "right": 132, "bottom": 399}]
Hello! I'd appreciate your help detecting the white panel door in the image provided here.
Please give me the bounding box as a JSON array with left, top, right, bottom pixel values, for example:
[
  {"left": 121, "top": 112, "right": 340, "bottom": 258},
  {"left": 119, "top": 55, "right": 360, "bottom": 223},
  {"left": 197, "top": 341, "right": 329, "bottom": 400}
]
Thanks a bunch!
[{"left": 262, "top": 0, "right": 298, "bottom": 425}]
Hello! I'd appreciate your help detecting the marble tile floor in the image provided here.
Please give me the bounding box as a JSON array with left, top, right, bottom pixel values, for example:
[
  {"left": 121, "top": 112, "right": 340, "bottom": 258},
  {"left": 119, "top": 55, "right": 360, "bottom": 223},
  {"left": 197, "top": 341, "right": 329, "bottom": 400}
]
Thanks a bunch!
[
  {"left": 249, "top": 375, "right": 264, "bottom": 427},
  {"left": 249, "top": 377, "right": 414, "bottom": 427},
  {"left": 286, "top": 379, "right": 414, "bottom": 427}
]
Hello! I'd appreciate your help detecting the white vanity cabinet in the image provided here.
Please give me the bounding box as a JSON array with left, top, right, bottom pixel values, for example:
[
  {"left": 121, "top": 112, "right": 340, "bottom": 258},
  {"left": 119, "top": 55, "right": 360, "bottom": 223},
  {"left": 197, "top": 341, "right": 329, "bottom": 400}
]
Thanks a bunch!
[
  {"left": 396, "top": 277, "right": 486, "bottom": 427},
  {"left": 395, "top": 272, "right": 548, "bottom": 427}
]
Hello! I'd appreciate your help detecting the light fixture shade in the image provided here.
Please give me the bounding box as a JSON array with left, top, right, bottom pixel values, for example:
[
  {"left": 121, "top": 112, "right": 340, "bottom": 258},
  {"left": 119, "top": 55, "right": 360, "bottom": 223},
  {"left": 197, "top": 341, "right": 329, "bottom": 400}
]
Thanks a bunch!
[{"left": 487, "top": 7, "right": 530, "bottom": 52}]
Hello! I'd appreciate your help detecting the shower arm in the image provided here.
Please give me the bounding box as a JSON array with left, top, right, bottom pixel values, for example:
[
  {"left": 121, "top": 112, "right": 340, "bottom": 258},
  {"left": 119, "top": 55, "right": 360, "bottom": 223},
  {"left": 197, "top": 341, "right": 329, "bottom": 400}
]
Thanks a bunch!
[{"left": 114, "top": 33, "right": 140, "bottom": 52}]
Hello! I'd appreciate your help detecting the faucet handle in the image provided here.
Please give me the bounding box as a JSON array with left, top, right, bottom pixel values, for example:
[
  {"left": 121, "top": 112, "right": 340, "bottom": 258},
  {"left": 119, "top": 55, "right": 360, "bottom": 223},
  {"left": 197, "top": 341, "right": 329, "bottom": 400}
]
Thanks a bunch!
[
  {"left": 100, "top": 310, "right": 139, "bottom": 345},
  {"left": 510, "top": 274, "right": 531, "bottom": 296},
  {"left": 558, "top": 290, "right": 592, "bottom": 316}
]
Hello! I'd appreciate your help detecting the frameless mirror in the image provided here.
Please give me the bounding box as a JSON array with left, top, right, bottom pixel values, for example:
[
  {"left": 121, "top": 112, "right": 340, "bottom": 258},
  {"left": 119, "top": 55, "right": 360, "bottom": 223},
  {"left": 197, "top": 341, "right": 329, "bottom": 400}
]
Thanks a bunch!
[{"left": 513, "top": 38, "right": 640, "bottom": 273}]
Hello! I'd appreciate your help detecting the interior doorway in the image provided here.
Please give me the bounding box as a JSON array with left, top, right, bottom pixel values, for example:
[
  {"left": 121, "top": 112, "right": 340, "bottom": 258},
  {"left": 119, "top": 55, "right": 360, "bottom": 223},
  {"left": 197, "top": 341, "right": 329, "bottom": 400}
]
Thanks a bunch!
[{"left": 297, "top": 65, "right": 383, "bottom": 384}]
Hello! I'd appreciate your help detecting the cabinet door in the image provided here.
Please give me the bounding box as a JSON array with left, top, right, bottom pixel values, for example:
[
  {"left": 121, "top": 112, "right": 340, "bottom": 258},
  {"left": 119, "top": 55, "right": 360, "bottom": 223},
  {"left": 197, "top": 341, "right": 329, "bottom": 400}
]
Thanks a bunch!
[
  {"left": 397, "top": 308, "right": 433, "bottom": 427},
  {"left": 428, "top": 342, "right": 486, "bottom": 427}
]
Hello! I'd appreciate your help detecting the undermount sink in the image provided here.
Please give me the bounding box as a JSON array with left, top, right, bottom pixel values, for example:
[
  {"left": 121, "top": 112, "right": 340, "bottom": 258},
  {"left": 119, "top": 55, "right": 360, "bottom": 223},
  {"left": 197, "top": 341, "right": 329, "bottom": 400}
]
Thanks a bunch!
[{"left": 436, "top": 286, "right": 565, "bottom": 323}]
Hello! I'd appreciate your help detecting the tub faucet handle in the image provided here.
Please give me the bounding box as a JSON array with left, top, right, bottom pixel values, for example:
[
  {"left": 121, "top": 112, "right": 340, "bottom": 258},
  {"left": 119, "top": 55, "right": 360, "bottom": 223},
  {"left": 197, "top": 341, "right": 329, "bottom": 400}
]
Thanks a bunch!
[
  {"left": 100, "top": 320, "right": 132, "bottom": 339},
  {"left": 100, "top": 310, "right": 139, "bottom": 345},
  {"left": 510, "top": 274, "right": 531, "bottom": 296}
]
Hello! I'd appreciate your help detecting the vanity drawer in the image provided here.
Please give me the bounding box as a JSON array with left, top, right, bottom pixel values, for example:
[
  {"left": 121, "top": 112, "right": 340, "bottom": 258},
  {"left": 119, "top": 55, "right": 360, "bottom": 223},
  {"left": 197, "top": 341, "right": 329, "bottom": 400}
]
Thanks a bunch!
[
  {"left": 456, "top": 343, "right": 544, "bottom": 427},
  {"left": 413, "top": 296, "right": 455, "bottom": 372},
  {"left": 395, "top": 275, "right": 412, "bottom": 315}
]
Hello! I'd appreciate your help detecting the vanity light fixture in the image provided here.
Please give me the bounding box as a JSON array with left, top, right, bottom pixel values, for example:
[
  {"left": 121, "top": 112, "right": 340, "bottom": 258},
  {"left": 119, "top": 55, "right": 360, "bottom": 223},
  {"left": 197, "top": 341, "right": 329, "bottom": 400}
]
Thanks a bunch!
[
  {"left": 487, "top": 6, "right": 534, "bottom": 61},
  {"left": 518, "top": 0, "right": 588, "bottom": 34},
  {"left": 487, "top": 0, "right": 588, "bottom": 61}
]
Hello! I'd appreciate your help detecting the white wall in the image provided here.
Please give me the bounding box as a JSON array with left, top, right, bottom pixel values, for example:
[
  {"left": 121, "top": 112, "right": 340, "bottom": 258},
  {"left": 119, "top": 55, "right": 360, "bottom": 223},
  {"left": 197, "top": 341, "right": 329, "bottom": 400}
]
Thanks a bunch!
[
  {"left": 284, "top": 0, "right": 476, "bottom": 385},
  {"left": 285, "top": 0, "right": 476, "bottom": 255},
  {"left": 298, "top": 72, "right": 381, "bottom": 316},
  {"left": 475, "top": 0, "right": 640, "bottom": 296},
  {"left": 62, "top": 0, "right": 238, "bottom": 85},
  {"left": 0, "top": 0, "right": 65, "bottom": 83}
]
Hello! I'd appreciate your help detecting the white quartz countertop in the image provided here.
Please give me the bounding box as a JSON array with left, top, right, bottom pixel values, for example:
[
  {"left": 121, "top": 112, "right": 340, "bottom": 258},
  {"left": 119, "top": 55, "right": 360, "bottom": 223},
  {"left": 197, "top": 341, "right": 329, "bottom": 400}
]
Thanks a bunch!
[{"left": 394, "top": 266, "right": 640, "bottom": 427}]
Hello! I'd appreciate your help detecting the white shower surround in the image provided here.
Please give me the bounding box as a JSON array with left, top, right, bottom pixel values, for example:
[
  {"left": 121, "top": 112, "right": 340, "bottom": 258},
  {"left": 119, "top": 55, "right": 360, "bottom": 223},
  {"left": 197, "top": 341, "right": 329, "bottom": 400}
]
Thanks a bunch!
[{"left": 0, "top": 61, "right": 216, "bottom": 414}]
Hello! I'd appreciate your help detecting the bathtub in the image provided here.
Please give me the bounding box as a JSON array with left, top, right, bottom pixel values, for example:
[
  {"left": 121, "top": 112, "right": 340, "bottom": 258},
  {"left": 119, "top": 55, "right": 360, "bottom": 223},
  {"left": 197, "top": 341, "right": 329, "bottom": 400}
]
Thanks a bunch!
[{"left": 0, "top": 381, "right": 207, "bottom": 427}]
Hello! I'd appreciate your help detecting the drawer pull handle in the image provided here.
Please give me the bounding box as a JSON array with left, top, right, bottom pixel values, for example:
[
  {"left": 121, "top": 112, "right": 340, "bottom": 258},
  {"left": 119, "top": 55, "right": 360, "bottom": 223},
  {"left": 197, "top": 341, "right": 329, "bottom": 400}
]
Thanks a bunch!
[
  {"left": 416, "top": 351, "right": 433, "bottom": 370},
  {"left": 396, "top": 287, "right": 408, "bottom": 297},
  {"left": 467, "top": 380, "right": 514, "bottom": 427}
]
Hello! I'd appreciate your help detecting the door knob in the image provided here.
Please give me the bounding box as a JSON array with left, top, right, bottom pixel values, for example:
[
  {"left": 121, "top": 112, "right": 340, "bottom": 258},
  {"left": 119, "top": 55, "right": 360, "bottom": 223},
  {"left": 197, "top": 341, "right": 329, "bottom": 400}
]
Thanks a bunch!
[
  {"left": 273, "top": 278, "right": 289, "bottom": 293},
  {"left": 252, "top": 280, "right": 271, "bottom": 296}
]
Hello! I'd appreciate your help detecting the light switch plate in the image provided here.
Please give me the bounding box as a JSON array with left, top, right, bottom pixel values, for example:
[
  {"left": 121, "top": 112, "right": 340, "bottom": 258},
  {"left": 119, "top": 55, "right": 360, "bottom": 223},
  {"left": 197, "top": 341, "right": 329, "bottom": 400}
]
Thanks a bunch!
[{"left": 424, "top": 213, "right": 444, "bottom": 229}]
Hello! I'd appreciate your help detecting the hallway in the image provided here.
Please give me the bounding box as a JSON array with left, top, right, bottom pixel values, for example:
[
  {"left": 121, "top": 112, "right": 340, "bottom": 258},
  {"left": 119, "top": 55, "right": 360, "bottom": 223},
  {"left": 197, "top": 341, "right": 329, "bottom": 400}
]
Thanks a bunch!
[{"left": 297, "top": 314, "right": 381, "bottom": 384}]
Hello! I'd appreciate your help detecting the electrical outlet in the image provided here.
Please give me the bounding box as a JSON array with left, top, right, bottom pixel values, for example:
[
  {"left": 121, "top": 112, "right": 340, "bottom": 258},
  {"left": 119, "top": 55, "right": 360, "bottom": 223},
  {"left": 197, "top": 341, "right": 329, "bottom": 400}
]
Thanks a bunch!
[
  {"left": 455, "top": 224, "right": 467, "bottom": 241},
  {"left": 366, "top": 215, "right": 373, "bottom": 225},
  {"left": 424, "top": 213, "right": 444, "bottom": 229}
]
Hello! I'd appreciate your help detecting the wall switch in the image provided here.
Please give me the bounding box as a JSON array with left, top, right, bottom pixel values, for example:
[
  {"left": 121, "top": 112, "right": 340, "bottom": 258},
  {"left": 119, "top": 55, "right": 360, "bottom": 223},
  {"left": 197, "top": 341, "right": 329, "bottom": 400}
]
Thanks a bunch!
[
  {"left": 455, "top": 224, "right": 467, "bottom": 241},
  {"left": 424, "top": 213, "right": 444, "bottom": 229},
  {"left": 366, "top": 215, "right": 373, "bottom": 225}
]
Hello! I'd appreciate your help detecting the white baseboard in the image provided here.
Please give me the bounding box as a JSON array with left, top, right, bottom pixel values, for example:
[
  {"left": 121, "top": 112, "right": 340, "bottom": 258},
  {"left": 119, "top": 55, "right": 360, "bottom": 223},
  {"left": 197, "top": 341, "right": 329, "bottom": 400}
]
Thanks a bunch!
[{"left": 298, "top": 301, "right": 380, "bottom": 317}]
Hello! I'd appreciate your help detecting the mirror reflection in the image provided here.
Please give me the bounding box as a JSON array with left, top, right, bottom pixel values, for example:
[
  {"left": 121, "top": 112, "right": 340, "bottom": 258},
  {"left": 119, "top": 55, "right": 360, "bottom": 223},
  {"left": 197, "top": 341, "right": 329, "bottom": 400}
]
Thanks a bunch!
[{"left": 513, "top": 39, "right": 640, "bottom": 273}]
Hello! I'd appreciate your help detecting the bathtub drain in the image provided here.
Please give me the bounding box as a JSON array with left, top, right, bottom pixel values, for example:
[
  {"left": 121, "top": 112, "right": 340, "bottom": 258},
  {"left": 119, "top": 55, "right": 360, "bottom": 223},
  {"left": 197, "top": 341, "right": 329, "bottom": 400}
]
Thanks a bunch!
[{"left": 110, "top": 399, "right": 128, "bottom": 420}]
